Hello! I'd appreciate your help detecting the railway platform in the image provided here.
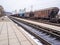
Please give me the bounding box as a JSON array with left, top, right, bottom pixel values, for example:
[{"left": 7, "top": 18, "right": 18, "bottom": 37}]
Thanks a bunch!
[
  {"left": 0, "top": 16, "right": 38, "bottom": 45},
  {"left": 13, "top": 17, "right": 60, "bottom": 31}
]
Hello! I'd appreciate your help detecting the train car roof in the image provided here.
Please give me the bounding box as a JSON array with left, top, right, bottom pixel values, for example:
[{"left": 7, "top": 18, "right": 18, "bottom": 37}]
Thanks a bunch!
[{"left": 34, "top": 7, "right": 59, "bottom": 13}]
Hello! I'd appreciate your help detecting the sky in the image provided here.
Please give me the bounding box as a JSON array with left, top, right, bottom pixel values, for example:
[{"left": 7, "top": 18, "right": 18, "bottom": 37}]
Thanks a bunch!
[{"left": 0, "top": 0, "right": 60, "bottom": 13}]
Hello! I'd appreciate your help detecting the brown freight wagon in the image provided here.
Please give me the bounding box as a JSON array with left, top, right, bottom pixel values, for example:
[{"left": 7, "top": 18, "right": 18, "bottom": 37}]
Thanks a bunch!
[{"left": 29, "top": 7, "right": 59, "bottom": 20}]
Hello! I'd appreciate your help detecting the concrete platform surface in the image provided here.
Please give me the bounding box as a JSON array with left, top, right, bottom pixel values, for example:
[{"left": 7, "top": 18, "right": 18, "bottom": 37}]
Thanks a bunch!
[
  {"left": 0, "top": 16, "right": 37, "bottom": 45},
  {"left": 14, "top": 17, "right": 60, "bottom": 31}
]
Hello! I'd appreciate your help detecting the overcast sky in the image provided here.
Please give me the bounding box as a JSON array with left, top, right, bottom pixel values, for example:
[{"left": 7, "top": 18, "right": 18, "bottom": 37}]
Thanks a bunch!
[{"left": 0, "top": 0, "right": 60, "bottom": 12}]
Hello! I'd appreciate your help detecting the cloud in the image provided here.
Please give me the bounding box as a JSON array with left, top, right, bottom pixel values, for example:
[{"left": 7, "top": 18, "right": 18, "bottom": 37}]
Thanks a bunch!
[{"left": 0, "top": 0, "right": 60, "bottom": 12}]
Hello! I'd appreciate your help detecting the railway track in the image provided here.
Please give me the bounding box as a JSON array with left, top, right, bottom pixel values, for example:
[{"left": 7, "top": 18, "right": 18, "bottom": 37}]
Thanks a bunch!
[
  {"left": 31, "top": 19, "right": 60, "bottom": 27},
  {"left": 10, "top": 16, "right": 60, "bottom": 36},
  {"left": 21, "top": 18, "right": 60, "bottom": 27},
  {"left": 9, "top": 16, "right": 60, "bottom": 45},
  {"left": 14, "top": 16, "right": 60, "bottom": 27}
]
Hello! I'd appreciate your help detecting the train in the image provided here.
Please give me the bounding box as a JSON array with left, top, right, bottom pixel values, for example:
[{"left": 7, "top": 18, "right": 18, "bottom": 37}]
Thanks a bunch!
[
  {"left": 11, "top": 7, "right": 60, "bottom": 22},
  {"left": 0, "top": 5, "right": 5, "bottom": 17}
]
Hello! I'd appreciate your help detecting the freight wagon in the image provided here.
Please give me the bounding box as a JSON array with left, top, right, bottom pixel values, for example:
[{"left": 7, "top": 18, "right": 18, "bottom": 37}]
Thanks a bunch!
[
  {"left": 24, "top": 7, "right": 59, "bottom": 22},
  {"left": 27, "top": 7, "right": 59, "bottom": 19},
  {"left": 12, "top": 7, "right": 59, "bottom": 22},
  {"left": 18, "top": 9, "right": 26, "bottom": 18}
]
